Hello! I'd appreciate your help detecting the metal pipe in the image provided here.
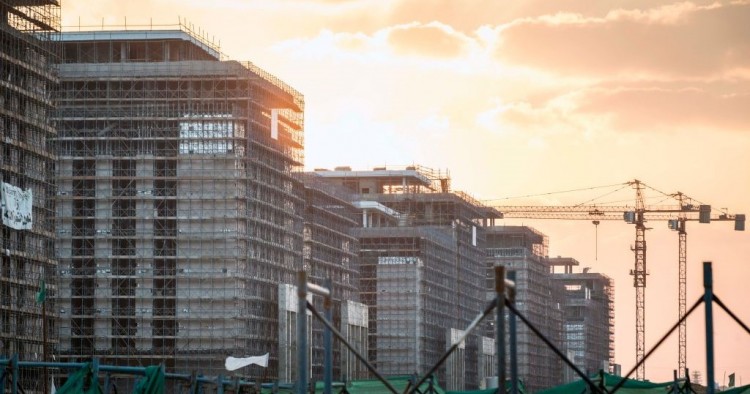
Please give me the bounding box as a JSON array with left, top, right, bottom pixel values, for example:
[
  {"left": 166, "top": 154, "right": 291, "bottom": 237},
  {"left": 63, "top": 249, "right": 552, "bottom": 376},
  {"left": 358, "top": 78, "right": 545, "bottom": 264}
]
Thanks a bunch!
[
  {"left": 508, "top": 271, "right": 519, "bottom": 394},
  {"left": 12, "top": 354, "right": 18, "bottom": 394},
  {"left": 496, "top": 266, "right": 506, "bottom": 393},
  {"left": 104, "top": 372, "right": 112, "bottom": 394},
  {"left": 93, "top": 358, "right": 100, "bottom": 389},
  {"left": 297, "top": 271, "right": 309, "bottom": 394},
  {"left": 324, "top": 278, "right": 333, "bottom": 394},
  {"left": 704, "top": 262, "right": 715, "bottom": 394},
  {"left": 217, "top": 374, "right": 225, "bottom": 394},
  {"left": 308, "top": 283, "right": 331, "bottom": 298}
]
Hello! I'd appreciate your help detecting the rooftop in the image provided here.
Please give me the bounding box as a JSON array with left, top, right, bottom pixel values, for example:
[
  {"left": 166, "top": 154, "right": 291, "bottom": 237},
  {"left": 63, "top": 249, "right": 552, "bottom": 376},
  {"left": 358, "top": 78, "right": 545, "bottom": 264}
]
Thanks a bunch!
[{"left": 60, "top": 29, "right": 221, "bottom": 60}]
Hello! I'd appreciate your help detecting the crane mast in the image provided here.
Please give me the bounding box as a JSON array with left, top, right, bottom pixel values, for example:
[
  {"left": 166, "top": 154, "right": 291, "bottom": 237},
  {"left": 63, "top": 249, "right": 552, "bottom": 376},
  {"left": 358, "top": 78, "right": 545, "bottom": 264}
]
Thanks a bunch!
[
  {"left": 677, "top": 219, "right": 687, "bottom": 375},
  {"left": 673, "top": 192, "right": 689, "bottom": 378},
  {"left": 629, "top": 180, "right": 647, "bottom": 380}
]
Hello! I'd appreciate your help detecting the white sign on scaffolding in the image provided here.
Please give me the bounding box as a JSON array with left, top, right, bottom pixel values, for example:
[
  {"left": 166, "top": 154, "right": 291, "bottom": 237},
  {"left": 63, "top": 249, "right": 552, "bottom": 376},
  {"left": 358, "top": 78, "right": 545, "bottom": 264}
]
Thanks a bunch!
[
  {"left": 1, "top": 182, "right": 33, "bottom": 230},
  {"left": 225, "top": 353, "right": 269, "bottom": 371}
]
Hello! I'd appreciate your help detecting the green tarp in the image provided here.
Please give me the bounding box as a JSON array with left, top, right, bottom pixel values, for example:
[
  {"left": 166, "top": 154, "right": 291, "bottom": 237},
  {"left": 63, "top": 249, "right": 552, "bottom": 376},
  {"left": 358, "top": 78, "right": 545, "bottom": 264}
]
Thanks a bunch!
[
  {"left": 56, "top": 362, "right": 104, "bottom": 394},
  {"left": 446, "top": 380, "right": 527, "bottom": 394},
  {"left": 346, "top": 375, "right": 445, "bottom": 394},
  {"left": 537, "top": 373, "right": 673, "bottom": 394},
  {"left": 261, "top": 375, "right": 446, "bottom": 394},
  {"left": 133, "top": 365, "right": 165, "bottom": 394},
  {"left": 721, "top": 384, "right": 750, "bottom": 394}
]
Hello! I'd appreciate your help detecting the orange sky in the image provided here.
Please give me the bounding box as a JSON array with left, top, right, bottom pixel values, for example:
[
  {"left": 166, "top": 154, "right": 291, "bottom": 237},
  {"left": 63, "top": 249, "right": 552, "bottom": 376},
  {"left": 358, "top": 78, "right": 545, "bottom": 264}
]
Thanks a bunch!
[{"left": 62, "top": 0, "right": 750, "bottom": 385}]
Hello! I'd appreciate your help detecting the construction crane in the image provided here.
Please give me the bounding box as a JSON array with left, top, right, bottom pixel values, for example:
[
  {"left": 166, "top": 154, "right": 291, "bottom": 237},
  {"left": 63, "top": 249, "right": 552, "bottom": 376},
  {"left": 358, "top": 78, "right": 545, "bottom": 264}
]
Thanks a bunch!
[
  {"left": 491, "top": 180, "right": 745, "bottom": 380},
  {"left": 667, "top": 192, "right": 745, "bottom": 377}
]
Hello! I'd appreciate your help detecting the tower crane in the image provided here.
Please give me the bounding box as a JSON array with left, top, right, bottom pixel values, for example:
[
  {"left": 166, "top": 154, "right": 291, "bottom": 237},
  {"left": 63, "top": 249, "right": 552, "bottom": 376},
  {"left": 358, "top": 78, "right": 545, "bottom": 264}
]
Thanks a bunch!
[
  {"left": 667, "top": 192, "right": 745, "bottom": 377},
  {"left": 491, "top": 180, "right": 745, "bottom": 380}
]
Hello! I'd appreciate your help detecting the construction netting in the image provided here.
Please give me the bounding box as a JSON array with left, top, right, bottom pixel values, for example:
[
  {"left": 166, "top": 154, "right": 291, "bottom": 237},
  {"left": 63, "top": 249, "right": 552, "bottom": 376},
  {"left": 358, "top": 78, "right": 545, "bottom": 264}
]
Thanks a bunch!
[{"left": 538, "top": 373, "right": 679, "bottom": 394}]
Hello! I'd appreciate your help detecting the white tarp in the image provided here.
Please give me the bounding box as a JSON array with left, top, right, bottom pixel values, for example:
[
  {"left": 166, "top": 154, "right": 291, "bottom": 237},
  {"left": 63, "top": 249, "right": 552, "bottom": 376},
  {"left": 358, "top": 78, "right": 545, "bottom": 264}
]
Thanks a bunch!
[
  {"left": 271, "top": 109, "right": 279, "bottom": 140},
  {"left": 225, "top": 353, "right": 269, "bottom": 371},
  {"left": 1, "top": 182, "right": 32, "bottom": 230}
]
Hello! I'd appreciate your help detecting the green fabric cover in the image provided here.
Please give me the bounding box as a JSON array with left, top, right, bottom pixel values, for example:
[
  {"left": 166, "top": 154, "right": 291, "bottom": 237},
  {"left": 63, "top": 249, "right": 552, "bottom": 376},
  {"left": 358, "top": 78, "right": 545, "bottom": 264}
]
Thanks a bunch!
[
  {"left": 56, "top": 362, "right": 104, "bottom": 394},
  {"left": 132, "top": 365, "right": 165, "bottom": 394},
  {"left": 721, "top": 384, "right": 750, "bottom": 394},
  {"left": 446, "top": 379, "right": 527, "bottom": 394},
  {"left": 537, "top": 373, "right": 673, "bottom": 394},
  {"left": 261, "top": 375, "right": 445, "bottom": 393},
  {"left": 346, "top": 375, "right": 445, "bottom": 394}
]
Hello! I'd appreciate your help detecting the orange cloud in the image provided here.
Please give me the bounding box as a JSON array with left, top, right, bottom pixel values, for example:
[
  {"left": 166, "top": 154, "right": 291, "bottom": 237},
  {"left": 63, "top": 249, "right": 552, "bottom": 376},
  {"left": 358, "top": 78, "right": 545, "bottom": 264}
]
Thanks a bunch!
[
  {"left": 387, "top": 22, "right": 469, "bottom": 58},
  {"left": 577, "top": 85, "right": 750, "bottom": 132},
  {"left": 495, "top": 2, "right": 750, "bottom": 78}
]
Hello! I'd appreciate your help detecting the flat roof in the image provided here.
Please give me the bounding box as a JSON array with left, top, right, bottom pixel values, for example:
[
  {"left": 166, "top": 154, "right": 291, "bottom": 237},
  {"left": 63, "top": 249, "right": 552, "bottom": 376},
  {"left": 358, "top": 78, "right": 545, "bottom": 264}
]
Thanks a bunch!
[
  {"left": 7, "top": 0, "right": 58, "bottom": 5},
  {"left": 313, "top": 169, "right": 433, "bottom": 188},
  {"left": 59, "top": 30, "right": 221, "bottom": 60},
  {"left": 352, "top": 200, "right": 400, "bottom": 219},
  {"left": 549, "top": 257, "right": 581, "bottom": 266}
]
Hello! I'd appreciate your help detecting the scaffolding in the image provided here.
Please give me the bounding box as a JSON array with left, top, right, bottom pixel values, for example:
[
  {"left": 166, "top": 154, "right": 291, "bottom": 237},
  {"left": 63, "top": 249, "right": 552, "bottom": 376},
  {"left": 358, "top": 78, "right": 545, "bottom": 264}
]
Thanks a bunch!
[
  {"left": 485, "top": 225, "right": 564, "bottom": 392},
  {"left": 298, "top": 173, "right": 361, "bottom": 382},
  {"left": 53, "top": 26, "right": 304, "bottom": 383},
  {"left": 0, "top": 0, "right": 59, "bottom": 392},
  {"left": 550, "top": 257, "right": 615, "bottom": 381},
  {"left": 309, "top": 166, "right": 498, "bottom": 390}
]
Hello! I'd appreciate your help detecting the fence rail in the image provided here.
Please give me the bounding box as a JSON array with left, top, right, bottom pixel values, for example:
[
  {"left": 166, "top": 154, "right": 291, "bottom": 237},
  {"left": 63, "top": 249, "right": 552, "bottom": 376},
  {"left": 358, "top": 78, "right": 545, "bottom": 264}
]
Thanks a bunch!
[{"left": 1, "top": 262, "right": 747, "bottom": 394}]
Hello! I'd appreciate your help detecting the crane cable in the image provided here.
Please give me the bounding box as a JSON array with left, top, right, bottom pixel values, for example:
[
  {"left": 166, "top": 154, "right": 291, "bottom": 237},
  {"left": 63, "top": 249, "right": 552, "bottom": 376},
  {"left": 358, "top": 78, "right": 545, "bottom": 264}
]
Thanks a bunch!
[{"left": 483, "top": 182, "right": 627, "bottom": 203}]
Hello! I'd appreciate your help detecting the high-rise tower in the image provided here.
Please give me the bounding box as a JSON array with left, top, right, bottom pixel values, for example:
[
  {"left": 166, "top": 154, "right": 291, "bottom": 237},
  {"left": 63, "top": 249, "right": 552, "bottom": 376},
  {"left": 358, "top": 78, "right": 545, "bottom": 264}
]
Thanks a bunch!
[
  {"left": 0, "top": 1, "right": 60, "bottom": 390},
  {"left": 54, "top": 27, "right": 304, "bottom": 380}
]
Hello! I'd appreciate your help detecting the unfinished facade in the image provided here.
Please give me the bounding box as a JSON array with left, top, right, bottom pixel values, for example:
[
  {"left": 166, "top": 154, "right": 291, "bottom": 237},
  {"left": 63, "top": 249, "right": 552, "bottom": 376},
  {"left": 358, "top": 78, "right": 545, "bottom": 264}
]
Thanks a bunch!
[
  {"left": 0, "top": 0, "right": 59, "bottom": 388},
  {"left": 311, "top": 166, "right": 501, "bottom": 390},
  {"left": 280, "top": 173, "right": 364, "bottom": 382},
  {"left": 54, "top": 27, "right": 304, "bottom": 379},
  {"left": 550, "top": 257, "right": 615, "bottom": 381},
  {"left": 485, "top": 226, "right": 564, "bottom": 392}
]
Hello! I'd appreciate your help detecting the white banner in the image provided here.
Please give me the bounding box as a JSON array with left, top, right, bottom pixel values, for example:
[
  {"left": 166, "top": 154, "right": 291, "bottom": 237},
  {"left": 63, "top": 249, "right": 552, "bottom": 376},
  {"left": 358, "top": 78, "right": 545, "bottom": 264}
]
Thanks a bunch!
[
  {"left": 271, "top": 109, "right": 279, "bottom": 140},
  {"left": 225, "top": 353, "right": 269, "bottom": 371},
  {"left": 1, "top": 182, "right": 32, "bottom": 230}
]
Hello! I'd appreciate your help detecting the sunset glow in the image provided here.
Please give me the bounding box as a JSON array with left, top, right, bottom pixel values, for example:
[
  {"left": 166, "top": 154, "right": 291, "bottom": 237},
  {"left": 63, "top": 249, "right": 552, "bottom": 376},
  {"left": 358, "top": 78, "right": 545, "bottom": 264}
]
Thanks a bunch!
[{"left": 62, "top": 0, "right": 750, "bottom": 384}]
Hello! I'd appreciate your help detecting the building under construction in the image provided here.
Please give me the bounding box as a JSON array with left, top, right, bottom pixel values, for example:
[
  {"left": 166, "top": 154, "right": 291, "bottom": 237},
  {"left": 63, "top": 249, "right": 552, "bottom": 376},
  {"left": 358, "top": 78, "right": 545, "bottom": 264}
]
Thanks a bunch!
[
  {"left": 485, "top": 226, "right": 564, "bottom": 392},
  {"left": 0, "top": 0, "right": 59, "bottom": 390},
  {"left": 54, "top": 27, "right": 306, "bottom": 380},
  {"left": 550, "top": 257, "right": 615, "bottom": 382},
  {"left": 296, "top": 173, "right": 366, "bottom": 382},
  {"left": 310, "top": 166, "right": 501, "bottom": 391}
]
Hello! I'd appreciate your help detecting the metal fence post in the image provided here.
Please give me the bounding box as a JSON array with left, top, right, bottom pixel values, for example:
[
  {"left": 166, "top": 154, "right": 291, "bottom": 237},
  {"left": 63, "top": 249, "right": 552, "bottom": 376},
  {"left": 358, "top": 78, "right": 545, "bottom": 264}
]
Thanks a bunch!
[
  {"left": 298, "top": 271, "right": 309, "bottom": 394},
  {"left": 324, "top": 278, "right": 333, "bottom": 394},
  {"left": 508, "top": 271, "right": 518, "bottom": 394},
  {"left": 495, "top": 266, "right": 506, "bottom": 393},
  {"left": 703, "top": 262, "right": 715, "bottom": 394},
  {"left": 11, "top": 353, "right": 18, "bottom": 394}
]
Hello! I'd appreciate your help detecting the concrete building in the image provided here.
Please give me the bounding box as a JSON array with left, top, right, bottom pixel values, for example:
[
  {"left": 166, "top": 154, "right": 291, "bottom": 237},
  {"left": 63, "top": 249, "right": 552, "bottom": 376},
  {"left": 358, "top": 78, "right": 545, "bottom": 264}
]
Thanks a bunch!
[
  {"left": 550, "top": 257, "right": 615, "bottom": 381},
  {"left": 297, "top": 173, "right": 366, "bottom": 382},
  {"left": 54, "top": 26, "right": 305, "bottom": 379},
  {"left": 310, "top": 165, "right": 501, "bottom": 390},
  {"left": 485, "top": 226, "right": 564, "bottom": 392},
  {"left": 0, "top": 0, "right": 60, "bottom": 389}
]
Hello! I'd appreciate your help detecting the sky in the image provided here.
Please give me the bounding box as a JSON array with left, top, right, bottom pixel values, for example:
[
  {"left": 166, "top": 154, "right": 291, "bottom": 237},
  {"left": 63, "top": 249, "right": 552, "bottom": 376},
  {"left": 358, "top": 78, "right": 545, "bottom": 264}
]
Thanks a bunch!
[{"left": 62, "top": 0, "right": 750, "bottom": 385}]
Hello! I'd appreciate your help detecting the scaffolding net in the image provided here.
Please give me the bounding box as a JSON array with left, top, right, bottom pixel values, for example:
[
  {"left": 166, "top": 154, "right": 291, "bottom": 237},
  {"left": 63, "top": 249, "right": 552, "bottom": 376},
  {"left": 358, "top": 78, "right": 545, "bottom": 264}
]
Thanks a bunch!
[
  {"left": 0, "top": 0, "right": 60, "bottom": 392},
  {"left": 54, "top": 25, "right": 304, "bottom": 383}
]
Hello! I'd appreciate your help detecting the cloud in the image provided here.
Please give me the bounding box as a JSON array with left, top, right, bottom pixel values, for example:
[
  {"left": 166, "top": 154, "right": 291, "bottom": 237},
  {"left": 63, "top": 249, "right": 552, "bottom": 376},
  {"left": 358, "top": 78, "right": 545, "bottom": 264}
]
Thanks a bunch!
[
  {"left": 494, "top": 1, "right": 750, "bottom": 78},
  {"left": 476, "top": 93, "right": 599, "bottom": 138},
  {"left": 275, "top": 21, "right": 479, "bottom": 63},
  {"left": 576, "top": 85, "right": 750, "bottom": 132},
  {"left": 477, "top": 79, "right": 750, "bottom": 137},
  {"left": 387, "top": 22, "right": 472, "bottom": 58}
]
